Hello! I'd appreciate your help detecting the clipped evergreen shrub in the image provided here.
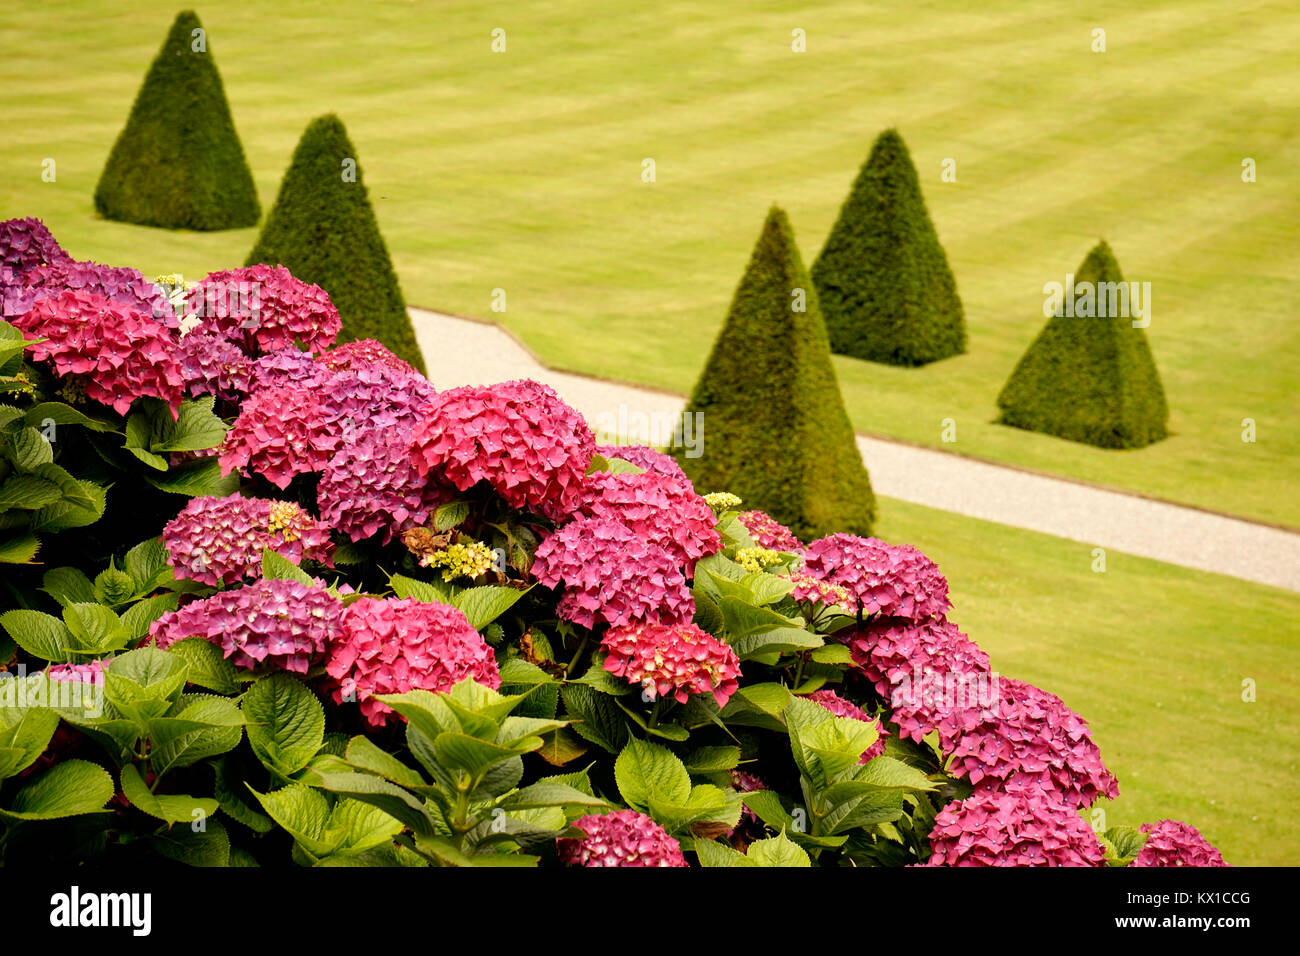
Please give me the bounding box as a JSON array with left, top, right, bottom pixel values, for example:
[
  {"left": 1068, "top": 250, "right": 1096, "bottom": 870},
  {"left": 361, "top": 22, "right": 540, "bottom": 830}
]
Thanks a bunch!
[
  {"left": 996, "top": 240, "right": 1168, "bottom": 449},
  {"left": 94, "top": 10, "right": 260, "bottom": 231},
  {"left": 811, "top": 129, "right": 965, "bottom": 366},
  {"left": 674, "top": 206, "right": 875, "bottom": 540},
  {"left": 245, "top": 115, "right": 425, "bottom": 374}
]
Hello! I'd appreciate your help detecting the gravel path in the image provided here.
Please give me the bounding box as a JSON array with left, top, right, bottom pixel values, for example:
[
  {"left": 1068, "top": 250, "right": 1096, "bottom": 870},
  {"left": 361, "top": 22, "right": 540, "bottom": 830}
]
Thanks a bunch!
[{"left": 409, "top": 307, "right": 1300, "bottom": 593}]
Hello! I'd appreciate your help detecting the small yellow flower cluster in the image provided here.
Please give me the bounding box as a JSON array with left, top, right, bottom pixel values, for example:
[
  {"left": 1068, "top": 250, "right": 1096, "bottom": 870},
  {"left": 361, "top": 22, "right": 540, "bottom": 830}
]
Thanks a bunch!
[
  {"left": 57, "top": 375, "right": 88, "bottom": 404},
  {"left": 266, "top": 501, "right": 306, "bottom": 541},
  {"left": 703, "top": 491, "right": 743, "bottom": 511},
  {"left": 735, "top": 546, "right": 784, "bottom": 573},
  {"left": 419, "top": 540, "right": 496, "bottom": 582}
]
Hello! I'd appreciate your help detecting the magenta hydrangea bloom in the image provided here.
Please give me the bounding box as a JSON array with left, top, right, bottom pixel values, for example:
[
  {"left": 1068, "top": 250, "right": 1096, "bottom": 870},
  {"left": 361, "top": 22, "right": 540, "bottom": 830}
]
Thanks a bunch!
[
  {"left": 594, "top": 444, "right": 688, "bottom": 482},
  {"left": 320, "top": 361, "right": 437, "bottom": 436},
  {"left": 804, "top": 689, "right": 889, "bottom": 761},
  {"left": 6, "top": 260, "right": 175, "bottom": 326},
  {"left": 845, "top": 617, "right": 993, "bottom": 743},
  {"left": 1131, "top": 820, "right": 1229, "bottom": 867},
  {"left": 219, "top": 385, "right": 342, "bottom": 489},
  {"left": 798, "top": 534, "right": 950, "bottom": 622},
  {"left": 322, "top": 338, "right": 421, "bottom": 376},
  {"left": 249, "top": 347, "right": 326, "bottom": 391},
  {"left": 575, "top": 472, "right": 721, "bottom": 573},
  {"left": 162, "top": 494, "right": 333, "bottom": 586},
  {"left": 936, "top": 677, "right": 1119, "bottom": 808},
  {"left": 151, "top": 578, "right": 342, "bottom": 674},
  {"left": 410, "top": 380, "right": 594, "bottom": 520},
  {"left": 12, "top": 289, "right": 183, "bottom": 415},
  {"left": 737, "top": 510, "right": 802, "bottom": 552},
  {"left": 318, "top": 430, "right": 454, "bottom": 544},
  {"left": 185, "top": 264, "right": 340, "bottom": 354},
  {"left": 557, "top": 810, "right": 687, "bottom": 868},
  {"left": 177, "top": 331, "right": 254, "bottom": 402},
  {"left": 0, "top": 217, "right": 69, "bottom": 276},
  {"left": 601, "top": 621, "right": 740, "bottom": 707},
  {"left": 324, "top": 597, "right": 500, "bottom": 728},
  {"left": 924, "top": 778, "right": 1106, "bottom": 867},
  {"left": 533, "top": 517, "right": 695, "bottom": 629},
  {"left": 46, "top": 659, "right": 107, "bottom": 687}
]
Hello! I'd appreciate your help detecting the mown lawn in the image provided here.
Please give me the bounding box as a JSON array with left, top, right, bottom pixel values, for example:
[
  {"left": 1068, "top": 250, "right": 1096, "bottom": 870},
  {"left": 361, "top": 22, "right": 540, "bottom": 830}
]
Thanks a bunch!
[
  {"left": 876, "top": 497, "right": 1300, "bottom": 866},
  {"left": 2, "top": 0, "right": 1297, "bottom": 523}
]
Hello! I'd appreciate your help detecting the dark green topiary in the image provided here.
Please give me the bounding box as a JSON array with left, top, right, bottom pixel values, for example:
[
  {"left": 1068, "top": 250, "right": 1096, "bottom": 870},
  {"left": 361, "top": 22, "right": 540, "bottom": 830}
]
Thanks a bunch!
[
  {"left": 996, "top": 240, "right": 1167, "bottom": 449},
  {"left": 94, "top": 11, "right": 260, "bottom": 231},
  {"left": 245, "top": 115, "right": 424, "bottom": 373},
  {"left": 675, "top": 206, "right": 875, "bottom": 540},
  {"left": 811, "top": 129, "right": 965, "bottom": 366}
]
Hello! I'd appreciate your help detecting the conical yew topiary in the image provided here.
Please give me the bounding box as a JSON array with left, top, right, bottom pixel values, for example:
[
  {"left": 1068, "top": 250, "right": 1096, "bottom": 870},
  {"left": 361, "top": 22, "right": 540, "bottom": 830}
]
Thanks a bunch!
[
  {"left": 245, "top": 115, "right": 425, "bottom": 373},
  {"left": 94, "top": 10, "right": 260, "bottom": 231},
  {"left": 811, "top": 129, "right": 965, "bottom": 366},
  {"left": 675, "top": 206, "right": 875, "bottom": 540},
  {"left": 996, "top": 240, "right": 1167, "bottom": 449}
]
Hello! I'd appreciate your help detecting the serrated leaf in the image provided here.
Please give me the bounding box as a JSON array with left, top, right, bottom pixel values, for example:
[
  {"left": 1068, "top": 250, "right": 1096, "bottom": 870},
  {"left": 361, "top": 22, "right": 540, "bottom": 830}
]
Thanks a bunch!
[
  {"left": 452, "top": 585, "right": 530, "bottom": 631},
  {"left": 164, "top": 637, "right": 242, "bottom": 694},
  {"left": 261, "top": 548, "right": 314, "bottom": 585},
  {"left": 150, "top": 819, "right": 230, "bottom": 867},
  {"left": 243, "top": 674, "right": 325, "bottom": 777},
  {"left": 0, "top": 759, "right": 114, "bottom": 820},
  {"left": 748, "top": 831, "right": 812, "bottom": 867},
  {"left": 143, "top": 457, "right": 239, "bottom": 496},
  {"left": 121, "top": 764, "right": 219, "bottom": 824},
  {"left": 0, "top": 609, "right": 75, "bottom": 662},
  {"left": 432, "top": 500, "right": 469, "bottom": 531},
  {"left": 614, "top": 738, "right": 691, "bottom": 812}
]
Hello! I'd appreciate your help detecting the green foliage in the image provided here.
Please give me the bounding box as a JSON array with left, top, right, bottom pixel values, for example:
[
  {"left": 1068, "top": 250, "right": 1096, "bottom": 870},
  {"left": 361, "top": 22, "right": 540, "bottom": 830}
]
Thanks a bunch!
[
  {"left": 811, "top": 129, "right": 965, "bottom": 366},
  {"left": 93, "top": 11, "right": 260, "bottom": 230},
  {"left": 674, "top": 206, "right": 875, "bottom": 540},
  {"left": 245, "top": 114, "right": 425, "bottom": 372},
  {"left": 996, "top": 240, "right": 1168, "bottom": 449}
]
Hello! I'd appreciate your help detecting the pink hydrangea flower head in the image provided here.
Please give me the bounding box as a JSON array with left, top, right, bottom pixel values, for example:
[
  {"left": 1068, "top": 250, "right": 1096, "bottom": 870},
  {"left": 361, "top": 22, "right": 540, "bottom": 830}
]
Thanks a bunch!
[
  {"left": 177, "top": 330, "right": 254, "bottom": 402},
  {"left": 1131, "top": 820, "right": 1229, "bottom": 867},
  {"left": 7, "top": 259, "right": 176, "bottom": 327},
  {"left": 804, "top": 689, "right": 889, "bottom": 761},
  {"left": 322, "top": 338, "right": 421, "bottom": 377},
  {"left": 46, "top": 659, "right": 107, "bottom": 688},
  {"left": 185, "top": 264, "right": 340, "bottom": 354},
  {"left": 249, "top": 347, "right": 326, "bottom": 391},
  {"left": 318, "top": 430, "right": 455, "bottom": 544},
  {"left": 532, "top": 517, "right": 695, "bottom": 629},
  {"left": 319, "top": 361, "right": 437, "bottom": 437},
  {"left": 11, "top": 289, "right": 183, "bottom": 415},
  {"left": 410, "top": 380, "right": 594, "bottom": 520},
  {"left": 150, "top": 578, "right": 341, "bottom": 674},
  {"left": 0, "top": 217, "right": 69, "bottom": 277},
  {"left": 601, "top": 621, "right": 740, "bottom": 707},
  {"left": 575, "top": 471, "right": 721, "bottom": 573},
  {"left": 594, "top": 444, "right": 688, "bottom": 482},
  {"left": 737, "top": 511, "right": 802, "bottom": 552},
  {"left": 557, "top": 809, "right": 687, "bottom": 868},
  {"left": 846, "top": 617, "right": 993, "bottom": 742},
  {"left": 937, "top": 677, "right": 1119, "bottom": 808},
  {"left": 924, "top": 778, "right": 1106, "bottom": 867},
  {"left": 219, "top": 385, "right": 342, "bottom": 488},
  {"left": 799, "top": 534, "right": 950, "bottom": 622},
  {"left": 324, "top": 597, "right": 500, "bottom": 728},
  {"left": 784, "top": 569, "right": 852, "bottom": 607}
]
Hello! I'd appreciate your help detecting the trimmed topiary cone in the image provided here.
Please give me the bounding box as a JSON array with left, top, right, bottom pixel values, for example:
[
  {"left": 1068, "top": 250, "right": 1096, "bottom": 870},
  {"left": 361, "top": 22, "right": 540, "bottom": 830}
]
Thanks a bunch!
[
  {"left": 245, "top": 115, "right": 425, "bottom": 374},
  {"left": 997, "top": 240, "right": 1168, "bottom": 449},
  {"left": 674, "top": 206, "right": 875, "bottom": 540},
  {"left": 94, "top": 10, "right": 260, "bottom": 231},
  {"left": 811, "top": 129, "right": 965, "bottom": 366}
]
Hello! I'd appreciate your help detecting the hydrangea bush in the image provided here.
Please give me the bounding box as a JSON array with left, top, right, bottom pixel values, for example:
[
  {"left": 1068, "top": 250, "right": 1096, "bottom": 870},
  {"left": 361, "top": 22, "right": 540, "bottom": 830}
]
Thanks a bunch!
[{"left": 0, "top": 220, "right": 1227, "bottom": 868}]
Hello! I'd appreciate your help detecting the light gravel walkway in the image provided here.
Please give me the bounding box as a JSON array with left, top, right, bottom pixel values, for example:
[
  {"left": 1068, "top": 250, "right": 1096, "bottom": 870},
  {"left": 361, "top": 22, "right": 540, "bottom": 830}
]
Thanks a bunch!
[{"left": 409, "top": 307, "right": 1300, "bottom": 593}]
